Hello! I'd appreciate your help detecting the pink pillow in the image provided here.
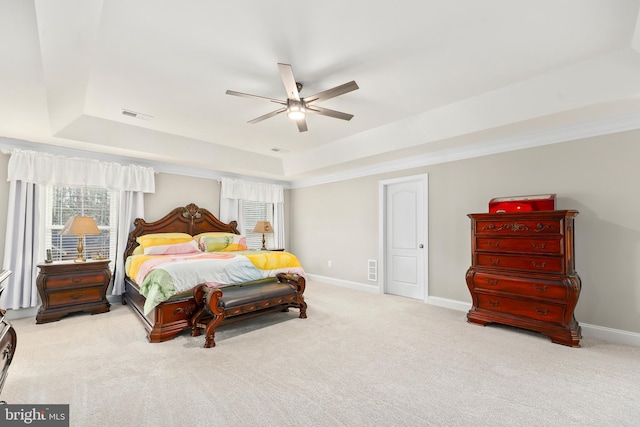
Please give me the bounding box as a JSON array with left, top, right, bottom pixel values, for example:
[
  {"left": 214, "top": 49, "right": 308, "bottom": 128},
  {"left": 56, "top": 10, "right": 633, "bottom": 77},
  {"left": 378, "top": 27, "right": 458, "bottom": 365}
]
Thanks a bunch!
[{"left": 143, "top": 239, "right": 200, "bottom": 255}]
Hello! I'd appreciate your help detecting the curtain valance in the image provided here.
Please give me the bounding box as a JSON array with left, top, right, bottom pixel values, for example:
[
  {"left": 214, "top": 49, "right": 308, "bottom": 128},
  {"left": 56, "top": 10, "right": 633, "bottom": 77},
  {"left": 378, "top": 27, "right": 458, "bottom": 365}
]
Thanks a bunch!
[
  {"left": 7, "top": 150, "right": 155, "bottom": 193},
  {"left": 220, "top": 177, "right": 283, "bottom": 203}
]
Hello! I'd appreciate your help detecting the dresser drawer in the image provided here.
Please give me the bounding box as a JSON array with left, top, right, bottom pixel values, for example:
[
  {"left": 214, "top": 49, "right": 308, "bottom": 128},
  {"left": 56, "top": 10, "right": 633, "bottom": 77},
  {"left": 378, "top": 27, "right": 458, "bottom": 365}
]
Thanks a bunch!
[
  {"left": 48, "top": 287, "right": 103, "bottom": 306},
  {"left": 475, "top": 253, "right": 564, "bottom": 274},
  {"left": 475, "top": 219, "right": 561, "bottom": 236},
  {"left": 471, "top": 272, "right": 567, "bottom": 301},
  {"left": 475, "top": 237, "right": 562, "bottom": 255},
  {"left": 476, "top": 294, "right": 565, "bottom": 323},
  {"left": 43, "top": 272, "right": 107, "bottom": 289}
]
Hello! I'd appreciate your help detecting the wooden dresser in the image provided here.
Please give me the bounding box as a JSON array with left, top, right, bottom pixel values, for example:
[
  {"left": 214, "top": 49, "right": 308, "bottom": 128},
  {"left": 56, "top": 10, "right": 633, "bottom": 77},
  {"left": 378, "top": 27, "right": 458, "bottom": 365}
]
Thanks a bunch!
[
  {"left": 36, "top": 260, "right": 111, "bottom": 324},
  {"left": 465, "top": 210, "right": 581, "bottom": 347},
  {"left": 0, "top": 270, "right": 16, "bottom": 401}
]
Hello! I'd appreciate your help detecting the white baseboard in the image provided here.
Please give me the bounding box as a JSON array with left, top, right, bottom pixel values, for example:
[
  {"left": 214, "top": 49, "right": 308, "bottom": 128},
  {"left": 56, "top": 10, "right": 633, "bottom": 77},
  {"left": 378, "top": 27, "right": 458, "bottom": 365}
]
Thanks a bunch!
[
  {"left": 312, "top": 275, "right": 640, "bottom": 347},
  {"left": 579, "top": 323, "right": 640, "bottom": 347},
  {"left": 426, "top": 296, "right": 472, "bottom": 312},
  {"left": 306, "top": 274, "right": 380, "bottom": 293}
]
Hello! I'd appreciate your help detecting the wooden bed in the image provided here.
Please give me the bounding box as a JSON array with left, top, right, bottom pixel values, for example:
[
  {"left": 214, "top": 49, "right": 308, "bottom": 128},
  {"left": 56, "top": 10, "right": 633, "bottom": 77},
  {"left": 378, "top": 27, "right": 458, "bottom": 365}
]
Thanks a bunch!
[{"left": 122, "top": 203, "right": 244, "bottom": 342}]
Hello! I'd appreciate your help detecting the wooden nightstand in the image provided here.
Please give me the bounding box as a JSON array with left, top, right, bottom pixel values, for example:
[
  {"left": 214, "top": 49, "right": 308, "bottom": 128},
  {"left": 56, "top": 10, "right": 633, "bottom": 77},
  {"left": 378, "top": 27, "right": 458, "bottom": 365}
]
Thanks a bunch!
[{"left": 36, "top": 260, "right": 112, "bottom": 324}]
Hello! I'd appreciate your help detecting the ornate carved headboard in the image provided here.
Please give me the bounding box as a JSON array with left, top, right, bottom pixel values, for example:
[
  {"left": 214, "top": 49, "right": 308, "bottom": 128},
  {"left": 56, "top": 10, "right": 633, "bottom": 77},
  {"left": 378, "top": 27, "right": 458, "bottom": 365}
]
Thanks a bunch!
[{"left": 123, "top": 203, "right": 240, "bottom": 259}]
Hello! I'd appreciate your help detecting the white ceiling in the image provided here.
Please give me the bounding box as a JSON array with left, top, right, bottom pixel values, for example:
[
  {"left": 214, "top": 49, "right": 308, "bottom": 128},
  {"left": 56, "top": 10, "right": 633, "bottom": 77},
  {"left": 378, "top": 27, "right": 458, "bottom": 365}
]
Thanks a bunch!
[{"left": 2, "top": 0, "right": 640, "bottom": 185}]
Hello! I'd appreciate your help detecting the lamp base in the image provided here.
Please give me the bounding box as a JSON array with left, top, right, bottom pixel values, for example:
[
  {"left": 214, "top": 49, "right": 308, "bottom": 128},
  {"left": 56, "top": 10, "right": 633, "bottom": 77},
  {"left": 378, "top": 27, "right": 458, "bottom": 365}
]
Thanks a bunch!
[{"left": 76, "top": 235, "right": 86, "bottom": 262}]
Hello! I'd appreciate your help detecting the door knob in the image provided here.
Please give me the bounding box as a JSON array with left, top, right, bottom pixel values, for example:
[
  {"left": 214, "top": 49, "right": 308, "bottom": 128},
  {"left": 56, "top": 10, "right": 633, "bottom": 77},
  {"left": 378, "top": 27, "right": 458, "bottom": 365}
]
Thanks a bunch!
[{"left": 419, "top": 244, "right": 424, "bottom": 248}]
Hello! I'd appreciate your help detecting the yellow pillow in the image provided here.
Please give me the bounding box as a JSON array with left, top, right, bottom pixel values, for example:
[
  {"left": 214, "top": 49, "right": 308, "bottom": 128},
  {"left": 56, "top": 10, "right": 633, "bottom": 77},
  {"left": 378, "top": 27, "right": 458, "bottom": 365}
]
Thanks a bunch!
[{"left": 137, "top": 233, "right": 199, "bottom": 255}]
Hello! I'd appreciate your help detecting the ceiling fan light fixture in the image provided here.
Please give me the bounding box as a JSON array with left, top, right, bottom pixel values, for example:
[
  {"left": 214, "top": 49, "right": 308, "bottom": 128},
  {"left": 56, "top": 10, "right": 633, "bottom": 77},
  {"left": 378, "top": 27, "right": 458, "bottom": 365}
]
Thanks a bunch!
[{"left": 287, "top": 101, "right": 306, "bottom": 120}]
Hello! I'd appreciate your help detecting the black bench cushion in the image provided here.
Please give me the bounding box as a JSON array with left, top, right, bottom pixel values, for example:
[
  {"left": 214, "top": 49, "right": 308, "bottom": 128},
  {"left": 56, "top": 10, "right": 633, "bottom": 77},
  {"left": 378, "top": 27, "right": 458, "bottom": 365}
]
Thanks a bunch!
[{"left": 219, "top": 281, "right": 296, "bottom": 308}]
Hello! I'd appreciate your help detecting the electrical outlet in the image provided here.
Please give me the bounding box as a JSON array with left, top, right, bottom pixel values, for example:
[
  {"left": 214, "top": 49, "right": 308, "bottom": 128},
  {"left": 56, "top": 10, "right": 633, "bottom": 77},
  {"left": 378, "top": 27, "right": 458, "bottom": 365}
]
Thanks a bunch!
[{"left": 328, "top": 260, "right": 332, "bottom": 267}]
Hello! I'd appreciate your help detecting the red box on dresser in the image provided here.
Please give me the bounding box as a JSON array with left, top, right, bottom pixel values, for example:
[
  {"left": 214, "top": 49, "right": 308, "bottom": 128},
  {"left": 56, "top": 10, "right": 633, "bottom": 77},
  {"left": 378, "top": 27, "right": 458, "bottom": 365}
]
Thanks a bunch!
[{"left": 489, "top": 193, "right": 556, "bottom": 213}]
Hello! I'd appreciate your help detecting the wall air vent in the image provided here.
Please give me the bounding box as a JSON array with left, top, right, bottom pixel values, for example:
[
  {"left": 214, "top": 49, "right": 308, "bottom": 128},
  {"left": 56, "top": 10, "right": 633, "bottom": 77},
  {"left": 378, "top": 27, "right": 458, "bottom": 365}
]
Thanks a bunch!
[
  {"left": 121, "top": 109, "right": 153, "bottom": 120},
  {"left": 368, "top": 259, "right": 377, "bottom": 281}
]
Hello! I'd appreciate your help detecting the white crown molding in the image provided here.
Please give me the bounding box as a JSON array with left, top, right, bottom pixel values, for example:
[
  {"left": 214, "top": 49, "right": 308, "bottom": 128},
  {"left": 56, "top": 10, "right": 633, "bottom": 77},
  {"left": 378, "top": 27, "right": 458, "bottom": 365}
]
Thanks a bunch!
[
  {"left": 4, "top": 110, "right": 640, "bottom": 190},
  {"left": 289, "top": 111, "right": 640, "bottom": 188}
]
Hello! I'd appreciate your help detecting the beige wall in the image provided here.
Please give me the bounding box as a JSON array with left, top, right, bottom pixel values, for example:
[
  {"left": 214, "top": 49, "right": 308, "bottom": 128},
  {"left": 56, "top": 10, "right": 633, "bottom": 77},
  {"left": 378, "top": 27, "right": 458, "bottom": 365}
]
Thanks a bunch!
[
  {"left": 290, "top": 129, "right": 640, "bottom": 333},
  {"left": 144, "top": 172, "right": 221, "bottom": 221}
]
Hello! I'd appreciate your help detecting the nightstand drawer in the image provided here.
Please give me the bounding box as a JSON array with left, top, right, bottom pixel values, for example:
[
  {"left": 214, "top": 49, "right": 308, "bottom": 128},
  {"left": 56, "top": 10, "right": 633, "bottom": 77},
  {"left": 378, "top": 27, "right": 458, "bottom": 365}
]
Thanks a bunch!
[
  {"left": 44, "top": 272, "right": 106, "bottom": 289},
  {"left": 476, "top": 294, "right": 565, "bottom": 323},
  {"left": 48, "top": 287, "right": 103, "bottom": 306}
]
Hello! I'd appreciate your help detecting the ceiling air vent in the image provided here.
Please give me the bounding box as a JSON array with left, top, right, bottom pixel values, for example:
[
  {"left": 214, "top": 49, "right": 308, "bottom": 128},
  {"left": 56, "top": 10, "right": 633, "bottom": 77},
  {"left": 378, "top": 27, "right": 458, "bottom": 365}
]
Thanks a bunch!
[{"left": 122, "top": 109, "right": 153, "bottom": 120}]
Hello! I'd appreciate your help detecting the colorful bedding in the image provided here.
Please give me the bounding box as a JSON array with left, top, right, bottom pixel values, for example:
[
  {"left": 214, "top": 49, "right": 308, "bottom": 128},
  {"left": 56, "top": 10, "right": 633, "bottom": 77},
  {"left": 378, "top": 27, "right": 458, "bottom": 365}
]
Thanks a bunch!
[{"left": 125, "top": 250, "right": 306, "bottom": 314}]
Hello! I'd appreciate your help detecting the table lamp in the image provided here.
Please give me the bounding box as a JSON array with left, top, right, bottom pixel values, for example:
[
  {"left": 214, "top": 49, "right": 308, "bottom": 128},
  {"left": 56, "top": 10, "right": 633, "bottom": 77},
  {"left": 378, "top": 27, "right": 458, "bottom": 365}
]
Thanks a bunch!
[
  {"left": 252, "top": 221, "right": 273, "bottom": 250},
  {"left": 60, "top": 216, "right": 101, "bottom": 262}
]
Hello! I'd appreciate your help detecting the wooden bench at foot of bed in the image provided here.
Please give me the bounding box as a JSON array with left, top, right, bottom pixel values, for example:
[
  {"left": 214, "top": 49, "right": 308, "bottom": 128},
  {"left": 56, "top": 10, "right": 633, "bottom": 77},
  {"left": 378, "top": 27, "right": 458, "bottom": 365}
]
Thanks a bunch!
[{"left": 191, "top": 273, "right": 307, "bottom": 348}]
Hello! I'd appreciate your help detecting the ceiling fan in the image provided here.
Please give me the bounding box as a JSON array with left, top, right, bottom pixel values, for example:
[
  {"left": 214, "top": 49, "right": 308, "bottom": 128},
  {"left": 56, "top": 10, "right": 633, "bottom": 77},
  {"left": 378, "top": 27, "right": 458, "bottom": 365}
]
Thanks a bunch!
[{"left": 226, "top": 63, "right": 359, "bottom": 133}]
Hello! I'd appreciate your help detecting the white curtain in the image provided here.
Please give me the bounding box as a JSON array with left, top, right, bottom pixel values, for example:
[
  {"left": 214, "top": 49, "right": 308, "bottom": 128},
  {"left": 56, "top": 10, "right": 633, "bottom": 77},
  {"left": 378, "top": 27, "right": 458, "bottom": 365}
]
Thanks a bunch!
[
  {"left": 111, "top": 191, "right": 145, "bottom": 295},
  {"left": 219, "top": 177, "right": 285, "bottom": 247},
  {"left": 2, "top": 150, "right": 155, "bottom": 308},
  {"left": 8, "top": 150, "right": 155, "bottom": 192},
  {"left": 0, "top": 181, "right": 45, "bottom": 309}
]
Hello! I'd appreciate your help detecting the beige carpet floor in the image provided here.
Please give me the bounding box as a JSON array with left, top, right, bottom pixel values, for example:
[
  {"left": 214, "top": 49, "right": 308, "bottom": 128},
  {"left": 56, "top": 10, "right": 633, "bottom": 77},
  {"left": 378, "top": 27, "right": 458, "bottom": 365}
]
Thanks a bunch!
[{"left": 2, "top": 281, "right": 640, "bottom": 426}]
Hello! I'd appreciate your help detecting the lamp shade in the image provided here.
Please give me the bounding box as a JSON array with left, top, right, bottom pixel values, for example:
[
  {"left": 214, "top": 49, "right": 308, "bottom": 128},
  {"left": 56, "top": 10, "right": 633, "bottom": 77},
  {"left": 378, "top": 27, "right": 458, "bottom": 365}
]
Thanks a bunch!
[
  {"left": 252, "top": 221, "right": 273, "bottom": 233},
  {"left": 60, "top": 216, "right": 101, "bottom": 236}
]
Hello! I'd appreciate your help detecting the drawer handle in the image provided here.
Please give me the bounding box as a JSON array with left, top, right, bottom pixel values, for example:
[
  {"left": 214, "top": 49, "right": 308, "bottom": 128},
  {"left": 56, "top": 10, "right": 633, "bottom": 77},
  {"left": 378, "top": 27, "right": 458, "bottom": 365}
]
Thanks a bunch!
[
  {"left": 530, "top": 242, "right": 546, "bottom": 249},
  {"left": 534, "top": 307, "right": 549, "bottom": 315},
  {"left": 174, "top": 305, "right": 195, "bottom": 316},
  {"left": 532, "top": 284, "right": 548, "bottom": 292},
  {"left": 534, "top": 223, "right": 553, "bottom": 232},
  {"left": 531, "top": 261, "right": 546, "bottom": 269},
  {"left": 488, "top": 299, "right": 499, "bottom": 307},
  {"left": 485, "top": 278, "right": 498, "bottom": 285},
  {"left": 486, "top": 241, "right": 500, "bottom": 248},
  {"left": 69, "top": 292, "right": 84, "bottom": 300},
  {"left": 488, "top": 258, "right": 500, "bottom": 265}
]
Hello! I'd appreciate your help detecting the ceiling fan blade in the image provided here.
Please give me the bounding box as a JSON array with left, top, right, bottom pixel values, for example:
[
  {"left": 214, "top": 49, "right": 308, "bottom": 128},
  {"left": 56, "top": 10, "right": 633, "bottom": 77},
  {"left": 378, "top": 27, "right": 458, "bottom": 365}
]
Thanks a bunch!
[
  {"left": 306, "top": 105, "right": 354, "bottom": 121},
  {"left": 247, "top": 107, "right": 287, "bottom": 124},
  {"left": 296, "top": 117, "right": 308, "bottom": 132},
  {"left": 278, "top": 63, "right": 301, "bottom": 101},
  {"left": 304, "top": 81, "right": 359, "bottom": 105},
  {"left": 226, "top": 90, "right": 286, "bottom": 105}
]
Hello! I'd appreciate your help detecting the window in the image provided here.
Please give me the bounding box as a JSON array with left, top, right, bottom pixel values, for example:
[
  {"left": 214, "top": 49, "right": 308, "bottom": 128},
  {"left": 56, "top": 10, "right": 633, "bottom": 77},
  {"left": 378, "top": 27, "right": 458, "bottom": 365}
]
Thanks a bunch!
[
  {"left": 45, "top": 185, "right": 118, "bottom": 265},
  {"left": 241, "top": 200, "right": 274, "bottom": 249}
]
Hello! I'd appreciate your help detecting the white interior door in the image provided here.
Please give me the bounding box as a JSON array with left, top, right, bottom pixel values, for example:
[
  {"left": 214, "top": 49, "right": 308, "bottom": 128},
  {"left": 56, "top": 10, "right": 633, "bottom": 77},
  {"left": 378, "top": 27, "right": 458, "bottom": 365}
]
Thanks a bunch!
[{"left": 383, "top": 176, "right": 427, "bottom": 299}]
